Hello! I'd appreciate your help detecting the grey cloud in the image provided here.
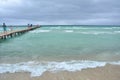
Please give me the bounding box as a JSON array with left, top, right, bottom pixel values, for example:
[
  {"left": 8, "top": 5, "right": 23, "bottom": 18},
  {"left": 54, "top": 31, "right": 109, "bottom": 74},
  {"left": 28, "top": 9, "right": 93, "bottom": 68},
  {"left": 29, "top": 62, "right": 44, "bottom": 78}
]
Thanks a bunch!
[{"left": 0, "top": 0, "right": 120, "bottom": 25}]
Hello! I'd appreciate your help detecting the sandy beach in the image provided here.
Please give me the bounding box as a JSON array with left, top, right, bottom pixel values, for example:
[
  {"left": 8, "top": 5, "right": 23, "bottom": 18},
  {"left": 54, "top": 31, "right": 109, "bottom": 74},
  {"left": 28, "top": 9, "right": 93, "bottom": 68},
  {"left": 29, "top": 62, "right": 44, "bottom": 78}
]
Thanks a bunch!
[{"left": 0, "top": 64, "right": 120, "bottom": 80}]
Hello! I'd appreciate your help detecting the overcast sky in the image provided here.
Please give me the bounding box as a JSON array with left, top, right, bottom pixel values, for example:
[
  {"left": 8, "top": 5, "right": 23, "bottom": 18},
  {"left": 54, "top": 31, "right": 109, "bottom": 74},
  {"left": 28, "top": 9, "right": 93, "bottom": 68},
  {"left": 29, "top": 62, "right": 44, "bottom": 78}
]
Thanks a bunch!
[{"left": 0, "top": 0, "right": 120, "bottom": 25}]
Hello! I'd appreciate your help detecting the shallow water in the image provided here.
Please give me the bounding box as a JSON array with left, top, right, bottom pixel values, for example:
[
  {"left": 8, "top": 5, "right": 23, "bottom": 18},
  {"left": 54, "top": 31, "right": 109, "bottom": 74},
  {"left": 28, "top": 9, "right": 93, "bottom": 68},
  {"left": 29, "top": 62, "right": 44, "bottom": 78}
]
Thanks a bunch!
[{"left": 0, "top": 25, "right": 120, "bottom": 76}]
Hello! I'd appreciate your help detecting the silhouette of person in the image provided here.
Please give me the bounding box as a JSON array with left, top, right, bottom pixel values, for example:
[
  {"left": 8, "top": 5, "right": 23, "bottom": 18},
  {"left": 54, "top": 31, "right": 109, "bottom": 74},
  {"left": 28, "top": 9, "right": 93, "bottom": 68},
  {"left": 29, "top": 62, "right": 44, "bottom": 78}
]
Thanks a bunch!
[
  {"left": 2, "top": 23, "right": 7, "bottom": 34},
  {"left": 30, "top": 24, "right": 32, "bottom": 27}
]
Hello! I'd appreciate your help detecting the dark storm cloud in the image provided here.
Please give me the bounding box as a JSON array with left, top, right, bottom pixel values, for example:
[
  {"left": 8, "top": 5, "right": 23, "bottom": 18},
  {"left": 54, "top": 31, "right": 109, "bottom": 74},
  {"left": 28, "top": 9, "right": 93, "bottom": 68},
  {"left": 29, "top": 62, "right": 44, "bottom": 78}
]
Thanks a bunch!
[{"left": 0, "top": 0, "right": 120, "bottom": 25}]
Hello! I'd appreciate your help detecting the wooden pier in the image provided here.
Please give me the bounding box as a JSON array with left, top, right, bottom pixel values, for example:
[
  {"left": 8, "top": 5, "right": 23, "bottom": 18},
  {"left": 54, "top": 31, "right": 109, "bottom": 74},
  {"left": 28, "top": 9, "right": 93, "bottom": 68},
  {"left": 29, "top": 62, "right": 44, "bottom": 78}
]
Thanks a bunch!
[{"left": 0, "top": 26, "right": 40, "bottom": 39}]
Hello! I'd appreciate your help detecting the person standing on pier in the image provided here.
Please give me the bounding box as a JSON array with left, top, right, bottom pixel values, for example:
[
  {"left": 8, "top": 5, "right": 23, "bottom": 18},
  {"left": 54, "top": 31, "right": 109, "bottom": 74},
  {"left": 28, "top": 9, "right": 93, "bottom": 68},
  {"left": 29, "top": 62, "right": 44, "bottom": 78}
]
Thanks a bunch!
[
  {"left": 30, "top": 24, "right": 32, "bottom": 27},
  {"left": 2, "top": 23, "right": 7, "bottom": 34},
  {"left": 28, "top": 24, "right": 30, "bottom": 28}
]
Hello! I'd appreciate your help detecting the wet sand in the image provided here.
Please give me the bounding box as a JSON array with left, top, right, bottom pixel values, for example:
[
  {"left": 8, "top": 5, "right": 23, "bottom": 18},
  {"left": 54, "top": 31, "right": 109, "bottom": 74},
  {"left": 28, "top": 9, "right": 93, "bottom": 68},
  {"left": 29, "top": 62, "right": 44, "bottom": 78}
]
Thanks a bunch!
[{"left": 0, "top": 64, "right": 120, "bottom": 80}]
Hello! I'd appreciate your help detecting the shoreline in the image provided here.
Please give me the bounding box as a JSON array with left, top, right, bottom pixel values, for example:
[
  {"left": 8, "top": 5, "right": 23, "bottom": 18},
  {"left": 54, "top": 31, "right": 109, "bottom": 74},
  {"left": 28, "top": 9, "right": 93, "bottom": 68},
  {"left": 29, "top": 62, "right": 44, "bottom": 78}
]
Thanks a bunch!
[{"left": 0, "top": 64, "right": 120, "bottom": 80}]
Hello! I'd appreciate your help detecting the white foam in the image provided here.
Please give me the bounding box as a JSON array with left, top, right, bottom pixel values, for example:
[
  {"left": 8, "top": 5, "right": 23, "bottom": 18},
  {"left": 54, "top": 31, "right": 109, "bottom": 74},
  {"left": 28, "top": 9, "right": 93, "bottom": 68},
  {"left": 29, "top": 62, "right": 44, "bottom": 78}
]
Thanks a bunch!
[
  {"left": 72, "top": 27, "right": 113, "bottom": 30},
  {"left": 30, "top": 30, "right": 50, "bottom": 33},
  {"left": 112, "top": 27, "right": 120, "bottom": 29},
  {"left": 0, "top": 60, "right": 120, "bottom": 77},
  {"left": 114, "top": 31, "right": 120, "bottom": 33},
  {"left": 109, "top": 61, "right": 120, "bottom": 65},
  {"left": 77, "top": 31, "right": 120, "bottom": 35},
  {"left": 64, "top": 30, "right": 74, "bottom": 33},
  {"left": 103, "top": 28, "right": 113, "bottom": 29},
  {"left": 50, "top": 27, "right": 61, "bottom": 29},
  {"left": 49, "top": 27, "right": 114, "bottom": 30}
]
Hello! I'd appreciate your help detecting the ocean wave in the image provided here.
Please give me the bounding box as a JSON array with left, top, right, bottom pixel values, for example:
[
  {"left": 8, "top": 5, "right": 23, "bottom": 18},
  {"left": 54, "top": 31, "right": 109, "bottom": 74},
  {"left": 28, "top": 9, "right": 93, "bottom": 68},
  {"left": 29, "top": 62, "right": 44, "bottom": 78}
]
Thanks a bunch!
[
  {"left": 29, "top": 30, "right": 120, "bottom": 35},
  {"left": 64, "top": 27, "right": 114, "bottom": 30},
  {"left": 64, "top": 30, "right": 74, "bottom": 32},
  {"left": 30, "top": 30, "right": 51, "bottom": 33},
  {"left": 114, "top": 31, "right": 120, "bottom": 33},
  {"left": 0, "top": 60, "right": 120, "bottom": 77},
  {"left": 63, "top": 31, "right": 120, "bottom": 35},
  {"left": 50, "top": 27, "right": 61, "bottom": 29},
  {"left": 78, "top": 31, "right": 120, "bottom": 35},
  {"left": 112, "top": 27, "right": 120, "bottom": 29},
  {"left": 48, "top": 27, "right": 119, "bottom": 30}
]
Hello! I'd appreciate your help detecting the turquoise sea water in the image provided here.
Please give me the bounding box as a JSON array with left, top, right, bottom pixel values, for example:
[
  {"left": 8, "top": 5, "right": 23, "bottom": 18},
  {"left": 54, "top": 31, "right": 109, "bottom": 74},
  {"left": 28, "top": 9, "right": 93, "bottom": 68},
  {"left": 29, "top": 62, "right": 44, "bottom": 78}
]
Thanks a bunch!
[{"left": 0, "top": 25, "right": 120, "bottom": 76}]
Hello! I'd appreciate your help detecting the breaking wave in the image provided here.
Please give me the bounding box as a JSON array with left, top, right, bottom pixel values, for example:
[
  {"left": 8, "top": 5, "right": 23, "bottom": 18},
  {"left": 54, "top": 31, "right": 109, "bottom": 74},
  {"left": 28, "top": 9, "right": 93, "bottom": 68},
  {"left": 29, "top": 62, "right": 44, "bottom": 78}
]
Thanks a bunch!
[
  {"left": 30, "top": 30, "right": 51, "bottom": 33},
  {"left": 30, "top": 29, "right": 120, "bottom": 35},
  {"left": 77, "top": 31, "right": 120, "bottom": 35},
  {"left": 64, "top": 30, "right": 74, "bottom": 33},
  {"left": 0, "top": 60, "right": 120, "bottom": 77},
  {"left": 49, "top": 27, "right": 120, "bottom": 30}
]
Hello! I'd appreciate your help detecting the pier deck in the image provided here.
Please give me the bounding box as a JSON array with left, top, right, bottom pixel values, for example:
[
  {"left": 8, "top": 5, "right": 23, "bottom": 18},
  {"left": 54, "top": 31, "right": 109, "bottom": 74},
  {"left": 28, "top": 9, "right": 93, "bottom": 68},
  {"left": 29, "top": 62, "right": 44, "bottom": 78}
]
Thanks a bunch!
[{"left": 0, "top": 26, "right": 40, "bottom": 39}]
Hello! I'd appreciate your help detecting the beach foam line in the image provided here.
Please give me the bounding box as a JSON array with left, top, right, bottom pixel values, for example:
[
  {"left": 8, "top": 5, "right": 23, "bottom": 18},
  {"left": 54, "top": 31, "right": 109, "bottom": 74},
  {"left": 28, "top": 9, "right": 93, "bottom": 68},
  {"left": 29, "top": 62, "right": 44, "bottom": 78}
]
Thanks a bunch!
[{"left": 0, "top": 60, "right": 120, "bottom": 77}]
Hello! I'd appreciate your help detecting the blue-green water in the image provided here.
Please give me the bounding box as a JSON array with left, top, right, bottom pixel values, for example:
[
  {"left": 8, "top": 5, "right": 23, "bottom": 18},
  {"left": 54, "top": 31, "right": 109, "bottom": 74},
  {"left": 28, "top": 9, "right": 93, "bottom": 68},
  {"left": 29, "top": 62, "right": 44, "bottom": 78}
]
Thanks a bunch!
[{"left": 0, "top": 25, "right": 120, "bottom": 76}]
